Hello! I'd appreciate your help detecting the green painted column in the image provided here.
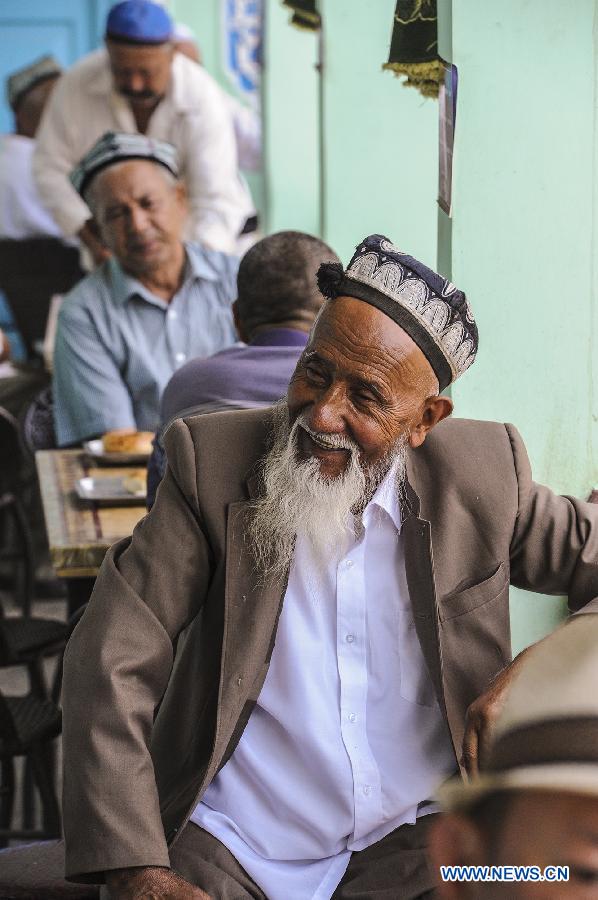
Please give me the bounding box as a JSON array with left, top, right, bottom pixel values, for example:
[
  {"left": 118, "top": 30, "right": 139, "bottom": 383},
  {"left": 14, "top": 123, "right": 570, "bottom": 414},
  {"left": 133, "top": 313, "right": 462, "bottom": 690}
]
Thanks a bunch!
[
  {"left": 447, "top": 0, "right": 598, "bottom": 653},
  {"left": 262, "top": 0, "right": 321, "bottom": 235},
  {"left": 319, "top": 0, "right": 439, "bottom": 265}
]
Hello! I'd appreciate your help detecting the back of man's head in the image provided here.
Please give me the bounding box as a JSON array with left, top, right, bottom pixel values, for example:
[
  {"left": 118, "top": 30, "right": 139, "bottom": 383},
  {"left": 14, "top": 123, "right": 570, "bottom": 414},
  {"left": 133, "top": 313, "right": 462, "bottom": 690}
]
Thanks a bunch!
[{"left": 236, "top": 231, "right": 339, "bottom": 339}]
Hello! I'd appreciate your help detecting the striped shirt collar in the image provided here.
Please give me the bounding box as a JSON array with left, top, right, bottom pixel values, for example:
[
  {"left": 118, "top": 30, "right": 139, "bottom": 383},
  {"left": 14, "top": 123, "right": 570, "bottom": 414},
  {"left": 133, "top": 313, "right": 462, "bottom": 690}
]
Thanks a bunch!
[{"left": 110, "top": 242, "right": 224, "bottom": 306}]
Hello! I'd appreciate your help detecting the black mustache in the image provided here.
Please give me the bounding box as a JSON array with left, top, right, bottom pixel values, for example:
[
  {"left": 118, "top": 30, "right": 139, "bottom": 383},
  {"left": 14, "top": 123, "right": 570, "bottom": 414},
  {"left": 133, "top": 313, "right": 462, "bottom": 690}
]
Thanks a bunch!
[{"left": 120, "top": 88, "right": 157, "bottom": 100}]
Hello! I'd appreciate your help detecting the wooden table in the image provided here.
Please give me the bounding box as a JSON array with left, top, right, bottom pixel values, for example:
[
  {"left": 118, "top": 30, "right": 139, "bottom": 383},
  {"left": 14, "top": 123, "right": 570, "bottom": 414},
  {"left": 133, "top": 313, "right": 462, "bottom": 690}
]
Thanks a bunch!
[{"left": 35, "top": 449, "right": 147, "bottom": 579}]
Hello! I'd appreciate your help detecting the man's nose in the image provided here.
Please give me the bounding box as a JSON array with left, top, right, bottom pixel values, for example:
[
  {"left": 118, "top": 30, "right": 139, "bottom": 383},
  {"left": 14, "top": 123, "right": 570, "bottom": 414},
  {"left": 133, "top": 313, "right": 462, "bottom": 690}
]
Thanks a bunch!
[
  {"left": 125, "top": 72, "right": 145, "bottom": 94},
  {"left": 307, "top": 385, "right": 347, "bottom": 433},
  {"left": 127, "top": 205, "right": 151, "bottom": 234}
]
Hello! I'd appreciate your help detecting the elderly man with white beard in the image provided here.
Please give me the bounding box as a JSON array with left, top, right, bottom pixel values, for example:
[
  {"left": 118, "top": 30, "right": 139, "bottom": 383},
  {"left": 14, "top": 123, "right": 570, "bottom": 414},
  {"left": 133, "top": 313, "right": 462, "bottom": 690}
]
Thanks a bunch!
[{"left": 61, "top": 234, "right": 598, "bottom": 900}]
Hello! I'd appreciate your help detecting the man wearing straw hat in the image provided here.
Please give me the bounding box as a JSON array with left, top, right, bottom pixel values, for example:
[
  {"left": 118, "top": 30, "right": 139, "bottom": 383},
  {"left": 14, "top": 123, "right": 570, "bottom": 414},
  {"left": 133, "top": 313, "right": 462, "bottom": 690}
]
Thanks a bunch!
[{"left": 429, "top": 614, "right": 598, "bottom": 897}]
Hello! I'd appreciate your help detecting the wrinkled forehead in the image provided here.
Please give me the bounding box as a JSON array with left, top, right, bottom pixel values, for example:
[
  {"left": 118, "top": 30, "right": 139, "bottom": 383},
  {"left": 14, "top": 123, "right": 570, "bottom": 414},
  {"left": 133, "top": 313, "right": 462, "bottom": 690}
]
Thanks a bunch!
[
  {"left": 91, "top": 158, "right": 172, "bottom": 200},
  {"left": 308, "top": 295, "right": 435, "bottom": 383}
]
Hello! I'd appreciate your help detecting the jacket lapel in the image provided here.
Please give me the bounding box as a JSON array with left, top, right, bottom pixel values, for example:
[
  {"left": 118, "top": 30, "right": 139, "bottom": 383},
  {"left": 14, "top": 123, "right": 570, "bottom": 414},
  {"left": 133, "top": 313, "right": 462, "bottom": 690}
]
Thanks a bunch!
[
  {"left": 211, "top": 474, "right": 286, "bottom": 769},
  {"left": 402, "top": 454, "right": 447, "bottom": 720}
]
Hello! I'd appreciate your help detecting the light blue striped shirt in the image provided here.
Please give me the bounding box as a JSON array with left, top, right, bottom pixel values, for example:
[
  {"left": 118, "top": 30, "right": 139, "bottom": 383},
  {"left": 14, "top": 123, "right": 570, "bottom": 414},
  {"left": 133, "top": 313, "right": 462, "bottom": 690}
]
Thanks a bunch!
[{"left": 53, "top": 243, "right": 238, "bottom": 446}]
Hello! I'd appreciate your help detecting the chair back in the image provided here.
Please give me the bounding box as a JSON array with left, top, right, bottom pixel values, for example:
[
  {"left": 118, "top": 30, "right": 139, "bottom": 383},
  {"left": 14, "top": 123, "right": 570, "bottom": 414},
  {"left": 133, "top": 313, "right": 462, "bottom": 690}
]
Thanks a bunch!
[
  {"left": 0, "top": 688, "right": 19, "bottom": 747},
  {"left": 0, "top": 238, "right": 83, "bottom": 359},
  {"left": 20, "top": 386, "right": 56, "bottom": 458},
  {"left": 0, "top": 407, "right": 25, "bottom": 494}
]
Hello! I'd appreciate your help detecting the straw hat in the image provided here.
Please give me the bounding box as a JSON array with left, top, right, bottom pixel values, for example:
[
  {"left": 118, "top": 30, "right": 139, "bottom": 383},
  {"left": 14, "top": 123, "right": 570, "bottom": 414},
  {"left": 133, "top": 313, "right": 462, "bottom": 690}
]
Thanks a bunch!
[{"left": 440, "top": 614, "right": 598, "bottom": 810}]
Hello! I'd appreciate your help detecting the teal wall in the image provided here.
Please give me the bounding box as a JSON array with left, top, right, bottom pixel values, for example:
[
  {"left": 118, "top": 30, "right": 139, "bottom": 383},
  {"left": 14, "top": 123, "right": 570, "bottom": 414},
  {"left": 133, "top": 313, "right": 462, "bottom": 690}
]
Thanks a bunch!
[
  {"left": 176, "top": 1, "right": 439, "bottom": 266},
  {"left": 319, "top": 0, "right": 438, "bottom": 265},
  {"left": 170, "top": 0, "right": 223, "bottom": 85},
  {"left": 443, "top": 0, "right": 598, "bottom": 653},
  {"left": 173, "top": 1, "right": 598, "bottom": 656},
  {"left": 262, "top": 0, "right": 321, "bottom": 235}
]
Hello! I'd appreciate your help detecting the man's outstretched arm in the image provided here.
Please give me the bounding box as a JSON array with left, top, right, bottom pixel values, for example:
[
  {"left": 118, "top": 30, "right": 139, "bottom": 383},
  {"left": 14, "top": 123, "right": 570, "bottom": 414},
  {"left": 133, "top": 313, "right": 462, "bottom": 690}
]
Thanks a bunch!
[{"left": 460, "top": 422, "right": 598, "bottom": 774}]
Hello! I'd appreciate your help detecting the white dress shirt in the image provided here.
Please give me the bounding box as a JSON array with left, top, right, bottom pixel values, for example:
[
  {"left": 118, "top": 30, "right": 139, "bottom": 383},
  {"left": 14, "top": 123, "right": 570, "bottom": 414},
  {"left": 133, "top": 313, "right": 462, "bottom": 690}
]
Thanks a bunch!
[
  {"left": 33, "top": 49, "right": 253, "bottom": 253},
  {"left": 0, "top": 135, "right": 62, "bottom": 239},
  {"left": 192, "top": 463, "right": 456, "bottom": 899}
]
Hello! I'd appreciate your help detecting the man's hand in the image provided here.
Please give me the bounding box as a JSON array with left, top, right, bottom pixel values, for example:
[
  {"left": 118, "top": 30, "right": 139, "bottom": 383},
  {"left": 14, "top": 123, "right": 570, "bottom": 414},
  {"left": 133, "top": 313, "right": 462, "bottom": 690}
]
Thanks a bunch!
[
  {"left": 461, "top": 646, "right": 534, "bottom": 776},
  {"left": 78, "top": 220, "right": 111, "bottom": 267},
  {"left": 105, "top": 866, "right": 211, "bottom": 899}
]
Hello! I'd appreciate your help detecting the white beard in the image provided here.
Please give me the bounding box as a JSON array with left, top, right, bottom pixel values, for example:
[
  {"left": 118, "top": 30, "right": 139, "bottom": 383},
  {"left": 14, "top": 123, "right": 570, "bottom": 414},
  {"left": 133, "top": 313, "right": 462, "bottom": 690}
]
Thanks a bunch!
[{"left": 247, "top": 402, "right": 408, "bottom": 583}]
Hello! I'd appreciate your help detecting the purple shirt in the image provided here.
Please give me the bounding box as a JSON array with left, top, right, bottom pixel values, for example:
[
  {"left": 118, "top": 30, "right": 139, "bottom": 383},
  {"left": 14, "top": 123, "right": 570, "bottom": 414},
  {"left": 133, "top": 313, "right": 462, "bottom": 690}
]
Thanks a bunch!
[{"left": 147, "top": 328, "right": 307, "bottom": 507}]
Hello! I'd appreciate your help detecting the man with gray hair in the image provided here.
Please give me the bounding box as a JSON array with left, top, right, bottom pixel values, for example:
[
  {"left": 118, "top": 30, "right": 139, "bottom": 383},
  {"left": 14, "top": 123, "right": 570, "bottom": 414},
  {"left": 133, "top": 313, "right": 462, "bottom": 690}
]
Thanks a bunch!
[
  {"left": 62, "top": 234, "right": 598, "bottom": 899},
  {"left": 52, "top": 131, "right": 237, "bottom": 447}
]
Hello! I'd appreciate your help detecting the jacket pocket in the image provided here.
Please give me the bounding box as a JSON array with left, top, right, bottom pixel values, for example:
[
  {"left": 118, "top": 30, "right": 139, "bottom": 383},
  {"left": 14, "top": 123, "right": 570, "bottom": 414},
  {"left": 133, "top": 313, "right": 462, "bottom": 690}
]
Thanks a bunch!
[{"left": 439, "top": 563, "right": 508, "bottom": 622}]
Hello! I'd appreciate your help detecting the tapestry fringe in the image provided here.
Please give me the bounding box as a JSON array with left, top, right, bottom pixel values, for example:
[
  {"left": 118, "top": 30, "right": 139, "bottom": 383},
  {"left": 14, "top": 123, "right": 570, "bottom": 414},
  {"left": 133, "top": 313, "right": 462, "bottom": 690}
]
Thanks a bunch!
[{"left": 382, "top": 59, "right": 443, "bottom": 98}]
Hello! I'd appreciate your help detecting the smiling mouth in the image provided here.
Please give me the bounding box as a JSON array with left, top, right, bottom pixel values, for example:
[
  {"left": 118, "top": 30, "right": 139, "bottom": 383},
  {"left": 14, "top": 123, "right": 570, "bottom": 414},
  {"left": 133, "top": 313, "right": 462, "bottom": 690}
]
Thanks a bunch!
[{"left": 299, "top": 425, "right": 350, "bottom": 453}]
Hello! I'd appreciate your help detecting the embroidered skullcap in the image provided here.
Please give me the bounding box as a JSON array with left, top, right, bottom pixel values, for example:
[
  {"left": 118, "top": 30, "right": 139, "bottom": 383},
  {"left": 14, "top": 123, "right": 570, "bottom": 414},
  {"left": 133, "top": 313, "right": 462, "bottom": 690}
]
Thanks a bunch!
[
  {"left": 317, "top": 234, "right": 478, "bottom": 390},
  {"left": 7, "top": 55, "right": 62, "bottom": 110},
  {"left": 70, "top": 131, "right": 179, "bottom": 196},
  {"left": 106, "top": 0, "right": 173, "bottom": 45}
]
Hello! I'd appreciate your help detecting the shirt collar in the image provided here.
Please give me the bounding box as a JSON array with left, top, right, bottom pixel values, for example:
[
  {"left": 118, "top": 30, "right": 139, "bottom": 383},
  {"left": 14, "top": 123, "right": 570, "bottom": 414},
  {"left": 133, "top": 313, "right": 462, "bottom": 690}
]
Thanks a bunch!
[
  {"left": 108, "top": 243, "right": 219, "bottom": 306},
  {"left": 362, "top": 458, "right": 403, "bottom": 533},
  {"left": 250, "top": 328, "right": 309, "bottom": 348}
]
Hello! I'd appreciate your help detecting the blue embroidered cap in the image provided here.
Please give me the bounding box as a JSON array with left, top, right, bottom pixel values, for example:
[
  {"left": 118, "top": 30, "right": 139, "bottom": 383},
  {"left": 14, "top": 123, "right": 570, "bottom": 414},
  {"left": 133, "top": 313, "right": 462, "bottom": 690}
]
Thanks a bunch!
[
  {"left": 317, "top": 234, "right": 478, "bottom": 390},
  {"left": 106, "top": 0, "right": 173, "bottom": 45}
]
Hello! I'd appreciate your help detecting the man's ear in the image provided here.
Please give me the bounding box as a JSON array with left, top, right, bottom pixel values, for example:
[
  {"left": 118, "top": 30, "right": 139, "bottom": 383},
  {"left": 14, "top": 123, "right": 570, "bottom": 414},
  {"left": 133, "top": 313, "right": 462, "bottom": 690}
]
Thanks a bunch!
[
  {"left": 86, "top": 217, "right": 104, "bottom": 242},
  {"left": 175, "top": 179, "right": 187, "bottom": 207},
  {"left": 232, "top": 300, "right": 246, "bottom": 342},
  {"left": 87, "top": 217, "right": 99, "bottom": 235},
  {"left": 408, "top": 395, "right": 453, "bottom": 449},
  {"left": 427, "top": 812, "right": 487, "bottom": 899}
]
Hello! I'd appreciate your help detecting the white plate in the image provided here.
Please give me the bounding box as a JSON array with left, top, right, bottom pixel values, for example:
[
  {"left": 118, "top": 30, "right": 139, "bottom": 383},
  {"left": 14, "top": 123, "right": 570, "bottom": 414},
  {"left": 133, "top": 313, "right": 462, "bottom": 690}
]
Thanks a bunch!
[
  {"left": 75, "top": 476, "right": 147, "bottom": 506},
  {"left": 83, "top": 439, "right": 151, "bottom": 465}
]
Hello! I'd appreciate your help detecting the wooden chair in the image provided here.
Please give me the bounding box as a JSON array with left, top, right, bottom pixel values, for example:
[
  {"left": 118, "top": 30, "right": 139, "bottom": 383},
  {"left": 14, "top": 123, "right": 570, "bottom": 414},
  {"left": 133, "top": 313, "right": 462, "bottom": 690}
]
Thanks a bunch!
[
  {"left": 0, "top": 407, "right": 68, "bottom": 695},
  {"left": 0, "top": 238, "right": 83, "bottom": 361}
]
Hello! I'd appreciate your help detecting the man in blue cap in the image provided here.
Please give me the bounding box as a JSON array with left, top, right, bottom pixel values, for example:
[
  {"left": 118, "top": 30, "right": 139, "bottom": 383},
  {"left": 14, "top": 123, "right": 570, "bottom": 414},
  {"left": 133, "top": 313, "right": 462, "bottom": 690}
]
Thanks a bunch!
[{"left": 33, "top": 0, "right": 252, "bottom": 264}]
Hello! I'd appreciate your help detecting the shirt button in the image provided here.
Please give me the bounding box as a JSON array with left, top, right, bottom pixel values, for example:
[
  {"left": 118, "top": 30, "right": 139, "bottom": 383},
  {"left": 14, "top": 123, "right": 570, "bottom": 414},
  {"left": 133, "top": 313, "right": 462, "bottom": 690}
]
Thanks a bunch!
[
  {"left": 363, "top": 785, "right": 371, "bottom": 796},
  {"left": 348, "top": 712, "right": 356, "bottom": 723},
  {"left": 168, "top": 309, "right": 178, "bottom": 319},
  {"left": 175, "top": 352, "right": 186, "bottom": 363},
  {"left": 345, "top": 560, "right": 353, "bottom": 569},
  {"left": 345, "top": 634, "right": 355, "bottom": 643}
]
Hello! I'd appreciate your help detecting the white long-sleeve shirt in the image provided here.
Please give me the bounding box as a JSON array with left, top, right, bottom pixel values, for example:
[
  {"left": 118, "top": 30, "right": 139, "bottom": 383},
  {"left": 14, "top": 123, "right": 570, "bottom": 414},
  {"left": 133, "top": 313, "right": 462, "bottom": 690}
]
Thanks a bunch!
[
  {"left": 0, "top": 135, "right": 62, "bottom": 239},
  {"left": 33, "top": 49, "right": 253, "bottom": 253},
  {"left": 192, "top": 462, "right": 456, "bottom": 900}
]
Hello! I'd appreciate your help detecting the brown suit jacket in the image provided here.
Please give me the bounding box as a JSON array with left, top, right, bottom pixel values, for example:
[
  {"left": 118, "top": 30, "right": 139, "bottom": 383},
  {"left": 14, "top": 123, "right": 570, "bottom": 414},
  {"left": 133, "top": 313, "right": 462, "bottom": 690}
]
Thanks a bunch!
[{"left": 62, "top": 409, "right": 598, "bottom": 882}]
